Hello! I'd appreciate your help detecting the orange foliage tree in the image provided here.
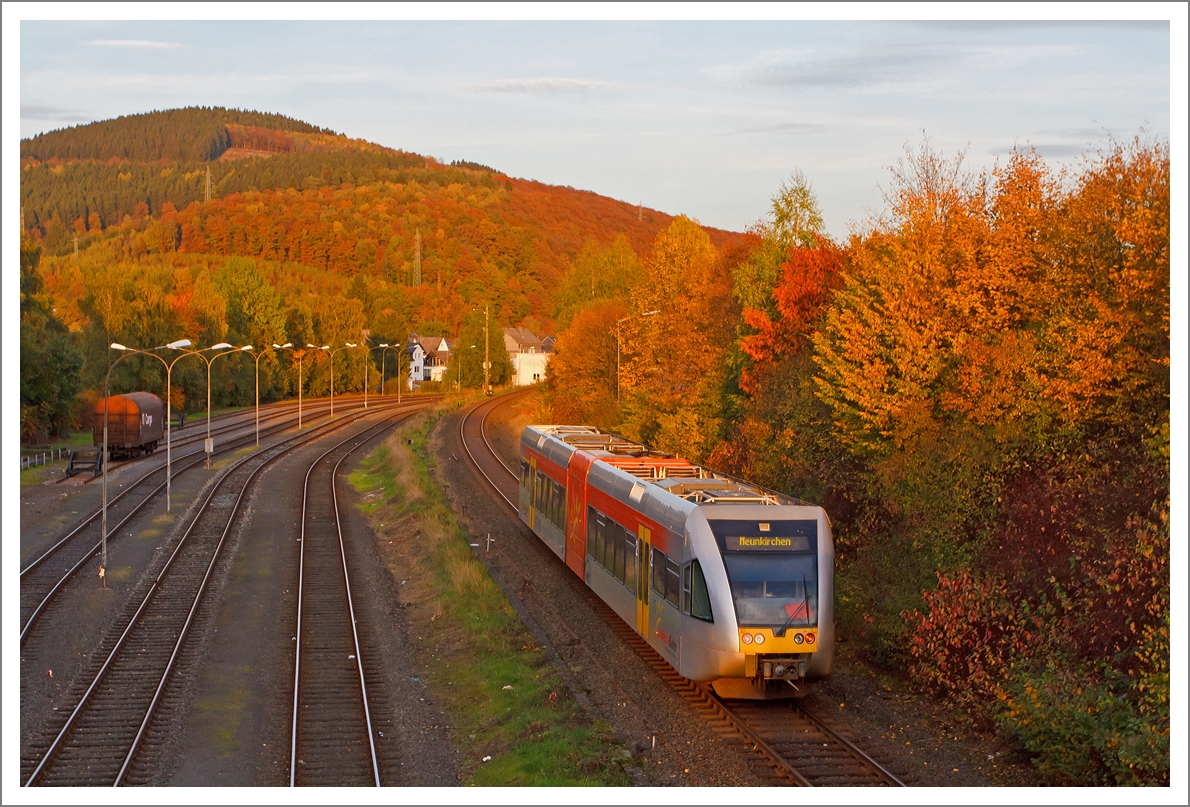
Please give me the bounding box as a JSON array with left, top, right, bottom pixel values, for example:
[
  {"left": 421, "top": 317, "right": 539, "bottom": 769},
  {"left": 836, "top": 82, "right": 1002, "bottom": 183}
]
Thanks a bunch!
[{"left": 618, "top": 215, "right": 733, "bottom": 461}]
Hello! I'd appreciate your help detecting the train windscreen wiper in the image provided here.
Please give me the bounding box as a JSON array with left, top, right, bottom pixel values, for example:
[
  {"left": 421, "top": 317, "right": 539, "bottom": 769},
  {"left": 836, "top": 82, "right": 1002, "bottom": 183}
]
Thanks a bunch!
[{"left": 775, "top": 575, "right": 810, "bottom": 637}]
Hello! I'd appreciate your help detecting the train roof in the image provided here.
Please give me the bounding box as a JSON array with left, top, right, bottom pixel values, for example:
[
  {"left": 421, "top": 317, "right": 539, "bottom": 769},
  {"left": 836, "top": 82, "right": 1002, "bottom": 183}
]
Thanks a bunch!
[{"left": 523, "top": 425, "right": 814, "bottom": 511}]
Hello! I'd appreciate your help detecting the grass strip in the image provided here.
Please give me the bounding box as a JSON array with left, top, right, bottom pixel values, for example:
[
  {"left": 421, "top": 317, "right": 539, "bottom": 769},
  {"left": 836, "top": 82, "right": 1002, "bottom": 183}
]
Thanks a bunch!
[{"left": 349, "top": 405, "right": 632, "bottom": 786}]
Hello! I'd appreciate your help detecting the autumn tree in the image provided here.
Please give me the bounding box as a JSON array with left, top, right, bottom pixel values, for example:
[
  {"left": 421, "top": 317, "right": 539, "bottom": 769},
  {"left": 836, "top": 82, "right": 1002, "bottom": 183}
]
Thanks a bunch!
[
  {"left": 733, "top": 170, "right": 824, "bottom": 315},
  {"left": 20, "top": 235, "right": 83, "bottom": 441},
  {"left": 552, "top": 235, "right": 641, "bottom": 329},
  {"left": 446, "top": 310, "right": 515, "bottom": 389},
  {"left": 619, "top": 216, "right": 731, "bottom": 461},
  {"left": 541, "top": 299, "right": 625, "bottom": 426}
]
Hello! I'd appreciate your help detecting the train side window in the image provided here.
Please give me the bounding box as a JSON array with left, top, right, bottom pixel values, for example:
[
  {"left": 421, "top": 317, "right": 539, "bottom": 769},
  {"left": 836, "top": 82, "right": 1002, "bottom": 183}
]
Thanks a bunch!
[
  {"left": 665, "top": 557, "right": 681, "bottom": 607},
  {"left": 613, "top": 525, "right": 625, "bottom": 582},
  {"left": 554, "top": 480, "right": 566, "bottom": 528},
  {"left": 519, "top": 460, "right": 529, "bottom": 490},
  {"left": 651, "top": 546, "right": 666, "bottom": 596},
  {"left": 587, "top": 508, "right": 597, "bottom": 558},
  {"left": 689, "top": 560, "right": 713, "bottom": 622},
  {"left": 623, "top": 528, "right": 637, "bottom": 592},
  {"left": 595, "top": 512, "right": 607, "bottom": 568},
  {"left": 682, "top": 563, "right": 692, "bottom": 614}
]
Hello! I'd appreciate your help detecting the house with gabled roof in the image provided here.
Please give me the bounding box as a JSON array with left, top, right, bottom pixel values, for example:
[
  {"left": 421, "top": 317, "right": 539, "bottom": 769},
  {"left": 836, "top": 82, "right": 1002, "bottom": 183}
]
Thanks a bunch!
[
  {"left": 406, "top": 333, "right": 453, "bottom": 388},
  {"left": 503, "top": 326, "right": 550, "bottom": 386}
]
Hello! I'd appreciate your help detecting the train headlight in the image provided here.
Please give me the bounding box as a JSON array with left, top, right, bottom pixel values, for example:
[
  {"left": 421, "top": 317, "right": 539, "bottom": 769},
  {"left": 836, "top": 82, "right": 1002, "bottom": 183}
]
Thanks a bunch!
[
  {"left": 742, "top": 633, "right": 753, "bottom": 645},
  {"left": 754, "top": 633, "right": 765, "bottom": 645},
  {"left": 793, "top": 633, "right": 804, "bottom": 644},
  {"left": 806, "top": 633, "right": 816, "bottom": 644}
]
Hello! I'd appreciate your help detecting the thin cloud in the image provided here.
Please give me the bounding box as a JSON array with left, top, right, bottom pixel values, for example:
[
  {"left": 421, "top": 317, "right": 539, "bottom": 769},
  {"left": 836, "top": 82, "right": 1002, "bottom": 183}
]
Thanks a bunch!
[
  {"left": 991, "top": 143, "right": 1091, "bottom": 159},
  {"left": 464, "top": 78, "right": 615, "bottom": 94},
  {"left": 88, "top": 39, "right": 184, "bottom": 50},
  {"left": 732, "top": 121, "right": 829, "bottom": 135},
  {"left": 20, "top": 104, "right": 89, "bottom": 121},
  {"left": 719, "top": 41, "right": 1087, "bottom": 91}
]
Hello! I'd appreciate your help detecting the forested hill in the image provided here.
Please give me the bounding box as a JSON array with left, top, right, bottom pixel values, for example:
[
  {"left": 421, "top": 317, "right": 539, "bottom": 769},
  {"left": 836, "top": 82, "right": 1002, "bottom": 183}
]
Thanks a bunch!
[
  {"left": 20, "top": 106, "right": 739, "bottom": 262},
  {"left": 21, "top": 106, "right": 745, "bottom": 392},
  {"left": 20, "top": 106, "right": 334, "bottom": 162}
]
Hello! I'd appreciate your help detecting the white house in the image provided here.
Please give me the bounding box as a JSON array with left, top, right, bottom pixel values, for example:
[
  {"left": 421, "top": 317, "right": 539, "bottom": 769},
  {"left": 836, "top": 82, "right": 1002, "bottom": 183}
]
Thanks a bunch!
[
  {"left": 420, "top": 335, "right": 452, "bottom": 383},
  {"left": 406, "top": 334, "right": 453, "bottom": 388},
  {"left": 503, "top": 327, "right": 550, "bottom": 386},
  {"left": 405, "top": 335, "right": 426, "bottom": 390}
]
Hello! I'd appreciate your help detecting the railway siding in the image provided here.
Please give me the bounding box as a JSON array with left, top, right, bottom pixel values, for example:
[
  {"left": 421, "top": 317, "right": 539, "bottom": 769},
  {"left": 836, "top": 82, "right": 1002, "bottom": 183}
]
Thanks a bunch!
[
  {"left": 347, "top": 405, "right": 636, "bottom": 785},
  {"left": 20, "top": 403, "right": 420, "bottom": 787}
]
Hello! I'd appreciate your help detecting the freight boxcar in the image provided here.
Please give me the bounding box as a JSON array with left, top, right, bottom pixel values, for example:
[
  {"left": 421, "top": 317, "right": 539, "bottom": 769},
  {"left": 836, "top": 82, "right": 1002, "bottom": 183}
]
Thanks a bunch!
[{"left": 93, "top": 392, "right": 164, "bottom": 459}]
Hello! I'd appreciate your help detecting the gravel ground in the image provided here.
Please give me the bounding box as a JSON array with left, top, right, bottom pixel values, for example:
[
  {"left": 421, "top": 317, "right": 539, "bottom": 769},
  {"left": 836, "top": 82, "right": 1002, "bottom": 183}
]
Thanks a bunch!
[
  {"left": 452, "top": 396, "right": 1048, "bottom": 788},
  {"left": 20, "top": 450, "right": 226, "bottom": 764},
  {"left": 18, "top": 406, "right": 458, "bottom": 788},
  {"left": 164, "top": 408, "right": 457, "bottom": 786}
]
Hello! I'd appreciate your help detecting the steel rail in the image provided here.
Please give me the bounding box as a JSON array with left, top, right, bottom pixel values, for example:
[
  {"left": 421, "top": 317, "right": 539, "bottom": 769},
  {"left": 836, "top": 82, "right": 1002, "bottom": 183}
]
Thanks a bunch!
[
  {"left": 458, "top": 389, "right": 532, "bottom": 509},
  {"left": 22, "top": 401, "right": 425, "bottom": 787},
  {"left": 18, "top": 402, "right": 356, "bottom": 643},
  {"left": 795, "top": 703, "right": 906, "bottom": 787},
  {"left": 21, "top": 398, "right": 329, "bottom": 578},
  {"left": 289, "top": 414, "right": 406, "bottom": 786},
  {"left": 21, "top": 395, "right": 441, "bottom": 638},
  {"left": 118, "top": 407, "right": 410, "bottom": 787},
  {"left": 57, "top": 395, "right": 318, "bottom": 486}
]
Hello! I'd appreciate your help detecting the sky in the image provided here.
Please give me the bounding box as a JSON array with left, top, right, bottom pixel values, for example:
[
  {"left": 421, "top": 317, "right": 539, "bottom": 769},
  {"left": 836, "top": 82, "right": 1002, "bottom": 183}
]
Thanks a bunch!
[{"left": 14, "top": 10, "right": 1176, "bottom": 239}]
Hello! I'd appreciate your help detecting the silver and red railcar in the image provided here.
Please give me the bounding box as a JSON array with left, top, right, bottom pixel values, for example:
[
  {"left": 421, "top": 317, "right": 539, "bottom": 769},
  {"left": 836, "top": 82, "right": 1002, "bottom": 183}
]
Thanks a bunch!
[{"left": 519, "top": 425, "right": 834, "bottom": 699}]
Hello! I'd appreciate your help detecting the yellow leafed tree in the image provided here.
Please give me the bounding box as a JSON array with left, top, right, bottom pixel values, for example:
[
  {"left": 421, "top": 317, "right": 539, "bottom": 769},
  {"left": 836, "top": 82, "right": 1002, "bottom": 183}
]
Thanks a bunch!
[{"left": 619, "top": 215, "right": 732, "bottom": 461}]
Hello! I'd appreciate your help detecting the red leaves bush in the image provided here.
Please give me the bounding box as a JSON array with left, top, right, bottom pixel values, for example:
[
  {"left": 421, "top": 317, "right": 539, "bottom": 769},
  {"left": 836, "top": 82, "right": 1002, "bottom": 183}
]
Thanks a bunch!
[{"left": 902, "top": 570, "right": 1044, "bottom": 710}]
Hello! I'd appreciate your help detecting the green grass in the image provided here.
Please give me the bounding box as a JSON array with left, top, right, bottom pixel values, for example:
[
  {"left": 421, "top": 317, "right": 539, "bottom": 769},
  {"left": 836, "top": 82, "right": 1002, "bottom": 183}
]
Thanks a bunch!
[{"left": 349, "top": 406, "right": 632, "bottom": 786}]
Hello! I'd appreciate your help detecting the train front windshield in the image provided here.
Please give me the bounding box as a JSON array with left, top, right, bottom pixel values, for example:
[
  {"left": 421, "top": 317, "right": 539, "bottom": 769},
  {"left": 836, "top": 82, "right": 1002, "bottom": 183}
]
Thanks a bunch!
[{"left": 709, "top": 519, "right": 818, "bottom": 629}]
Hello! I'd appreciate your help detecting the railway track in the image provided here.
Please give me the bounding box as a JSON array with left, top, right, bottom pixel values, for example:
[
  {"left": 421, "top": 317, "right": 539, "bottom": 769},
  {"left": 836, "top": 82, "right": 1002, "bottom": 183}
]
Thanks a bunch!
[
  {"left": 457, "top": 393, "right": 906, "bottom": 787},
  {"left": 288, "top": 412, "right": 413, "bottom": 786},
  {"left": 20, "top": 401, "right": 425, "bottom": 786},
  {"left": 19, "top": 396, "right": 382, "bottom": 644},
  {"left": 58, "top": 393, "right": 386, "bottom": 484}
]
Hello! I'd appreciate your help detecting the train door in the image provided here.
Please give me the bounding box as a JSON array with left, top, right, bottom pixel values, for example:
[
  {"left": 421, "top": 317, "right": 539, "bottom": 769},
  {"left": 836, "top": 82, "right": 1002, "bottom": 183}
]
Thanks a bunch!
[
  {"left": 565, "top": 453, "right": 594, "bottom": 579},
  {"left": 636, "top": 525, "right": 651, "bottom": 637}
]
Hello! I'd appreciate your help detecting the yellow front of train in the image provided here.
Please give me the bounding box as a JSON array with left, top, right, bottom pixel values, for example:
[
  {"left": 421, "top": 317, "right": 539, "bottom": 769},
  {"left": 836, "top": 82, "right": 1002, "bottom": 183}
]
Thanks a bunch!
[{"left": 678, "top": 505, "right": 835, "bottom": 699}]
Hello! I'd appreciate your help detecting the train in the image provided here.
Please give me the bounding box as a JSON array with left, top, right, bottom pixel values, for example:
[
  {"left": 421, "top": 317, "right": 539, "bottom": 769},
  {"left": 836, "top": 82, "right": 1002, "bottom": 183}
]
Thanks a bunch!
[
  {"left": 93, "top": 392, "right": 164, "bottom": 459},
  {"left": 518, "top": 425, "right": 834, "bottom": 699}
]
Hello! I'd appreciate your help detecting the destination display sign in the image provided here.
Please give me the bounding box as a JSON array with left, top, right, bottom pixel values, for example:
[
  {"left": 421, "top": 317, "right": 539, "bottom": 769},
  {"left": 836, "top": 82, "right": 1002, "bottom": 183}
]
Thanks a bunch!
[
  {"left": 708, "top": 519, "right": 817, "bottom": 553},
  {"left": 726, "top": 534, "right": 811, "bottom": 551}
]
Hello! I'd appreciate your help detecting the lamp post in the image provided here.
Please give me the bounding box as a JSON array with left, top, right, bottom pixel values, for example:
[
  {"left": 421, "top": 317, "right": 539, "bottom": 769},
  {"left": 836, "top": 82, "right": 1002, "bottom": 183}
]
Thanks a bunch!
[
  {"left": 615, "top": 310, "right": 660, "bottom": 402},
  {"left": 249, "top": 343, "right": 291, "bottom": 446},
  {"left": 309, "top": 344, "right": 332, "bottom": 414},
  {"left": 274, "top": 343, "right": 308, "bottom": 429},
  {"left": 101, "top": 338, "right": 191, "bottom": 584},
  {"left": 378, "top": 344, "right": 406, "bottom": 404},
  {"left": 325, "top": 344, "right": 354, "bottom": 416},
  {"left": 199, "top": 343, "right": 253, "bottom": 468},
  {"left": 160, "top": 342, "right": 199, "bottom": 511},
  {"left": 353, "top": 343, "right": 369, "bottom": 411}
]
